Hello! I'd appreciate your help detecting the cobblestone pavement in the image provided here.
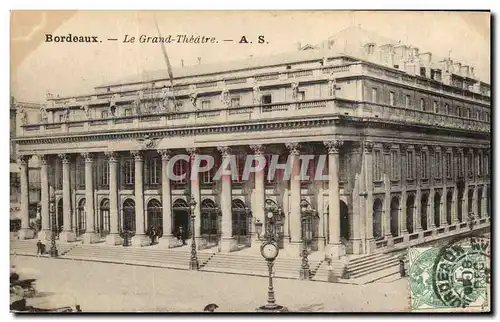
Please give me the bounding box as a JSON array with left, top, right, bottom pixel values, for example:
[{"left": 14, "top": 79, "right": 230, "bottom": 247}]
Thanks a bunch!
[{"left": 11, "top": 255, "right": 409, "bottom": 312}]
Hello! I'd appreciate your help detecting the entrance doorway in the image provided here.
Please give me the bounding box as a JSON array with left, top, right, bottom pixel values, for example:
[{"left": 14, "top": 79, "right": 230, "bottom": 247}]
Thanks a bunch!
[
  {"left": 147, "top": 199, "right": 163, "bottom": 234},
  {"left": 373, "top": 198, "right": 383, "bottom": 240},
  {"left": 477, "top": 187, "right": 483, "bottom": 218},
  {"left": 201, "top": 199, "right": 219, "bottom": 247},
  {"left": 232, "top": 199, "right": 251, "bottom": 247},
  {"left": 99, "top": 198, "right": 110, "bottom": 237},
  {"left": 122, "top": 199, "right": 136, "bottom": 234},
  {"left": 340, "top": 201, "right": 350, "bottom": 241},
  {"left": 390, "top": 197, "right": 399, "bottom": 237},
  {"left": 77, "top": 198, "right": 86, "bottom": 236},
  {"left": 301, "top": 199, "right": 318, "bottom": 252},
  {"left": 406, "top": 195, "right": 415, "bottom": 233},
  {"left": 173, "top": 199, "right": 189, "bottom": 243},
  {"left": 57, "top": 198, "right": 63, "bottom": 234}
]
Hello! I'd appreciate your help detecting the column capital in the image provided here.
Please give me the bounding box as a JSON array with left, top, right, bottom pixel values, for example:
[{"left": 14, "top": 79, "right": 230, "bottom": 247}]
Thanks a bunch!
[
  {"left": 217, "top": 146, "right": 232, "bottom": 158},
  {"left": 186, "top": 147, "right": 197, "bottom": 162},
  {"left": 324, "top": 140, "right": 343, "bottom": 154},
  {"left": 81, "top": 152, "right": 94, "bottom": 162},
  {"left": 285, "top": 142, "right": 301, "bottom": 155},
  {"left": 400, "top": 143, "right": 409, "bottom": 152},
  {"left": 157, "top": 149, "right": 171, "bottom": 161},
  {"left": 250, "top": 144, "right": 265, "bottom": 155},
  {"left": 131, "top": 150, "right": 143, "bottom": 162},
  {"left": 16, "top": 155, "right": 29, "bottom": 166},
  {"left": 363, "top": 141, "right": 374, "bottom": 153},
  {"left": 382, "top": 142, "right": 392, "bottom": 152},
  {"left": 58, "top": 153, "right": 70, "bottom": 164},
  {"left": 105, "top": 151, "right": 118, "bottom": 162},
  {"left": 454, "top": 147, "right": 463, "bottom": 154}
]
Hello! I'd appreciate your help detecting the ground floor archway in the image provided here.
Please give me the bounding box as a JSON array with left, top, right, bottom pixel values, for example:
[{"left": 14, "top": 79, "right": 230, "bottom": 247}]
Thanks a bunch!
[
  {"left": 201, "top": 199, "right": 219, "bottom": 246},
  {"left": 406, "top": 195, "right": 415, "bottom": 233},
  {"left": 147, "top": 198, "right": 163, "bottom": 234},
  {"left": 434, "top": 192, "right": 441, "bottom": 228},
  {"left": 232, "top": 199, "right": 250, "bottom": 247},
  {"left": 373, "top": 198, "right": 383, "bottom": 240},
  {"left": 446, "top": 191, "right": 453, "bottom": 225},
  {"left": 77, "top": 198, "right": 86, "bottom": 236},
  {"left": 173, "top": 199, "right": 189, "bottom": 243},
  {"left": 390, "top": 197, "right": 399, "bottom": 237},
  {"left": 421, "top": 194, "right": 428, "bottom": 231},
  {"left": 340, "top": 201, "right": 350, "bottom": 241},
  {"left": 122, "top": 199, "right": 136, "bottom": 234},
  {"left": 99, "top": 198, "right": 110, "bottom": 237},
  {"left": 56, "top": 198, "right": 63, "bottom": 234}
]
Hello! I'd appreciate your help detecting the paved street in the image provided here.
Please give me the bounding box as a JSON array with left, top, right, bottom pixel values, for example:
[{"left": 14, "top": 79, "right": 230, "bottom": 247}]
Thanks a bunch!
[{"left": 11, "top": 255, "right": 409, "bottom": 312}]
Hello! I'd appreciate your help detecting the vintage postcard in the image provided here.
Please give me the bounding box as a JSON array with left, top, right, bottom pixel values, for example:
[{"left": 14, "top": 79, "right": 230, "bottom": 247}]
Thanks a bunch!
[{"left": 9, "top": 10, "right": 491, "bottom": 313}]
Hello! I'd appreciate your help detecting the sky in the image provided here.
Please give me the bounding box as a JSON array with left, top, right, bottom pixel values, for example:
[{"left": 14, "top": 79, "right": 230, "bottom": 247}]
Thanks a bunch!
[{"left": 11, "top": 11, "right": 490, "bottom": 103}]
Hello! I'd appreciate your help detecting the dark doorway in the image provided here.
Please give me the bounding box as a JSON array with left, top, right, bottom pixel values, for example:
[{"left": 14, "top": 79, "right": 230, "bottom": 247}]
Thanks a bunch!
[
  {"left": 147, "top": 199, "right": 163, "bottom": 232},
  {"left": 373, "top": 198, "right": 383, "bottom": 239},
  {"left": 446, "top": 191, "right": 453, "bottom": 225},
  {"left": 406, "top": 195, "right": 415, "bottom": 233},
  {"left": 421, "top": 194, "right": 428, "bottom": 231},
  {"left": 340, "top": 201, "right": 350, "bottom": 240},
  {"left": 477, "top": 187, "right": 483, "bottom": 218},
  {"left": 201, "top": 199, "right": 219, "bottom": 246},
  {"left": 122, "top": 199, "right": 136, "bottom": 234},
  {"left": 434, "top": 193, "right": 441, "bottom": 228},
  {"left": 390, "top": 197, "right": 399, "bottom": 237},
  {"left": 57, "top": 198, "right": 63, "bottom": 234},
  {"left": 457, "top": 188, "right": 464, "bottom": 222},
  {"left": 232, "top": 199, "right": 250, "bottom": 247},
  {"left": 99, "top": 198, "right": 110, "bottom": 237},
  {"left": 173, "top": 199, "right": 189, "bottom": 242}
]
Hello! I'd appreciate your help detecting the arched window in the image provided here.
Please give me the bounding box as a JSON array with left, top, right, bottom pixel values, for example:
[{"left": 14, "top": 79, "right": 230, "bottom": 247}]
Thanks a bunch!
[
  {"left": 201, "top": 199, "right": 219, "bottom": 240},
  {"left": 406, "top": 195, "right": 415, "bottom": 233},
  {"left": 446, "top": 192, "right": 453, "bottom": 225},
  {"left": 421, "top": 194, "right": 428, "bottom": 231},
  {"left": 434, "top": 193, "right": 441, "bottom": 227},
  {"left": 232, "top": 199, "right": 251, "bottom": 246},
  {"left": 100, "top": 198, "right": 110, "bottom": 235},
  {"left": 77, "top": 198, "right": 86, "bottom": 235}
]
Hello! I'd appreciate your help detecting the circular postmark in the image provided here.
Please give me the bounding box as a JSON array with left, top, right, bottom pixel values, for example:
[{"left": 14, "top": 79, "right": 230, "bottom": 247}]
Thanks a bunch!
[{"left": 431, "top": 235, "right": 490, "bottom": 308}]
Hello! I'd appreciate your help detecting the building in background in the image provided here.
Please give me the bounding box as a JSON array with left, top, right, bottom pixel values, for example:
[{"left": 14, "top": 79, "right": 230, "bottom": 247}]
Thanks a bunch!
[
  {"left": 10, "top": 96, "right": 42, "bottom": 236},
  {"left": 14, "top": 26, "right": 490, "bottom": 257}
]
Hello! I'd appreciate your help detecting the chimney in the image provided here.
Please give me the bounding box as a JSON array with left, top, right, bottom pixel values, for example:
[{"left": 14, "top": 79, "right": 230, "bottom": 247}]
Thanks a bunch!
[
  {"left": 470, "top": 66, "right": 476, "bottom": 78},
  {"left": 197, "top": 57, "right": 201, "bottom": 65}
]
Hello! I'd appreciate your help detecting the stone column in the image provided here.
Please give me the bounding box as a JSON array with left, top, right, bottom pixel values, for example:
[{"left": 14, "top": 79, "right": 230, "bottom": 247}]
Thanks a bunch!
[
  {"left": 18, "top": 155, "right": 34, "bottom": 239},
  {"left": 382, "top": 144, "right": 392, "bottom": 239},
  {"left": 285, "top": 142, "right": 302, "bottom": 256},
  {"left": 218, "top": 146, "right": 237, "bottom": 252},
  {"left": 37, "top": 155, "right": 51, "bottom": 241},
  {"left": 250, "top": 144, "right": 265, "bottom": 249},
  {"left": 364, "top": 141, "right": 375, "bottom": 253},
  {"left": 158, "top": 149, "right": 176, "bottom": 247},
  {"left": 414, "top": 146, "right": 423, "bottom": 234},
  {"left": 324, "top": 140, "right": 344, "bottom": 259},
  {"left": 58, "top": 153, "right": 76, "bottom": 242},
  {"left": 105, "top": 152, "right": 122, "bottom": 245},
  {"left": 452, "top": 185, "right": 459, "bottom": 224},
  {"left": 482, "top": 183, "right": 488, "bottom": 217},
  {"left": 187, "top": 148, "right": 202, "bottom": 248},
  {"left": 429, "top": 187, "right": 436, "bottom": 229},
  {"left": 351, "top": 143, "right": 363, "bottom": 254},
  {"left": 400, "top": 186, "right": 408, "bottom": 239},
  {"left": 131, "top": 151, "right": 149, "bottom": 246},
  {"left": 316, "top": 185, "right": 326, "bottom": 252},
  {"left": 81, "top": 153, "right": 99, "bottom": 243}
]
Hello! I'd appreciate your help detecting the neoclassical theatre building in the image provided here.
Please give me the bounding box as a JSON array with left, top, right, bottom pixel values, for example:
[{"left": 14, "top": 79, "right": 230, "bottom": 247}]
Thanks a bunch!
[{"left": 15, "top": 26, "right": 491, "bottom": 258}]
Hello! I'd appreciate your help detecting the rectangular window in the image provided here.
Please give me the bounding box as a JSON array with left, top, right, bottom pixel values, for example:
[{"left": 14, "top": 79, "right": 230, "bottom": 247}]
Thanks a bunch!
[
  {"left": 297, "top": 91, "right": 305, "bottom": 101},
  {"left": 99, "top": 159, "right": 109, "bottom": 187},
  {"left": 148, "top": 157, "right": 161, "bottom": 185},
  {"left": 405, "top": 95, "right": 411, "bottom": 108},
  {"left": 230, "top": 97, "right": 240, "bottom": 107},
  {"left": 457, "top": 153, "right": 463, "bottom": 178},
  {"left": 371, "top": 88, "right": 378, "bottom": 103},
  {"left": 124, "top": 158, "right": 134, "bottom": 185},
  {"left": 78, "top": 158, "right": 85, "bottom": 188},
  {"left": 421, "top": 151, "right": 428, "bottom": 179},
  {"left": 433, "top": 101, "right": 439, "bottom": 113},
  {"left": 201, "top": 100, "right": 210, "bottom": 110},
  {"left": 390, "top": 150, "right": 399, "bottom": 180},
  {"left": 484, "top": 154, "right": 489, "bottom": 176},
  {"left": 420, "top": 98, "right": 425, "bottom": 111},
  {"left": 373, "top": 150, "right": 382, "bottom": 181},
  {"left": 262, "top": 94, "right": 272, "bottom": 105},
  {"left": 476, "top": 154, "right": 481, "bottom": 177},
  {"left": 457, "top": 106, "right": 462, "bottom": 117},
  {"left": 233, "top": 154, "right": 247, "bottom": 183},
  {"left": 435, "top": 152, "right": 441, "bottom": 178},
  {"left": 467, "top": 154, "right": 473, "bottom": 177},
  {"left": 389, "top": 92, "right": 395, "bottom": 106},
  {"left": 466, "top": 108, "right": 471, "bottom": 119},
  {"left": 446, "top": 153, "right": 452, "bottom": 178},
  {"left": 420, "top": 67, "right": 426, "bottom": 77},
  {"left": 173, "top": 160, "right": 188, "bottom": 184},
  {"left": 406, "top": 151, "right": 414, "bottom": 180},
  {"left": 476, "top": 110, "right": 480, "bottom": 120},
  {"left": 445, "top": 103, "right": 450, "bottom": 115},
  {"left": 124, "top": 108, "right": 132, "bottom": 116},
  {"left": 57, "top": 114, "right": 63, "bottom": 122},
  {"left": 101, "top": 110, "right": 108, "bottom": 119},
  {"left": 200, "top": 157, "right": 218, "bottom": 184}
]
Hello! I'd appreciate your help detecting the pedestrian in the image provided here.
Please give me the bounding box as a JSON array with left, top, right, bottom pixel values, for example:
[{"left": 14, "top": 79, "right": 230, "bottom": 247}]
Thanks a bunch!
[
  {"left": 36, "top": 240, "right": 43, "bottom": 256},
  {"left": 178, "top": 226, "right": 185, "bottom": 245}
]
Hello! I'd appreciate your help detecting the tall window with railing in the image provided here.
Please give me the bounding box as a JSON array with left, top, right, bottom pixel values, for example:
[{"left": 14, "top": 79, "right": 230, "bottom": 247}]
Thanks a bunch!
[
  {"left": 77, "top": 157, "right": 85, "bottom": 189},
  {"left": 467, "top": 153, "right": 473, "bottom": 177},
  {"left": 371, "top": 88, "right": 378, "bottom": 104},
  {"left": 457, "top": 153, "right": 464, "bottom": 178},
  {"left": 148, "top": 157, "right": 161, "bottom": 185},
  {"left": 98, "top": 158, "right": 109, "bottom": 188},
  {"left": 434, "top": 151, "right": 441, "bottom": 178},
  {"left": 173, "top": 159, "right": 189, "bottom": 185},
  {"left": 446, "top": 152, "right": 452, "bottom": 179},
  {"left": 390, "top": 150, "right": 399, "bottom": 181},
  {"left": 373, "top": 149, "right": 382, "bottom": 181},
  {"left": 124, "top": 157, "right": 135, "bottom": 186},
  {"left": 420, "top": 151, "right": 428, "bottom": 179},
  {"left": 406, "top": 150, "right": 414, "bottom": 180}
]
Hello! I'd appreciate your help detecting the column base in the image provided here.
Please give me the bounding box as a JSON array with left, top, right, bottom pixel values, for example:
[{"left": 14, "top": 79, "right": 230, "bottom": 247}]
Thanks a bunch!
[
  {"left": 105, "top": 233, "right": 123, "bottom": 246},
  {"left": 131, "top": 234, "right": 151, "bottom": 247},
  {"left": 220, "top": 237, "right": 238, "bottom": 253},
  {"left": 159, "top": 235, "right": 178, "bottom": 248},
  {"left": 283, "top": 241, "right": 302, "bottom": 257},
  {"left": 36, "top": 229, "right": 51, "bottom": 242},
  {"left": 324, "top": 243, "right": 345, "bottom": 260},
  {"left": 59, "top": 231, "right": 76, "bottom": 242},
  {"left": 82, "top": 232, "right": 100, "bottom": 244},
  {"left": 316, "top": 237, "right": 326, "bottom": 252},
  {"left": 365, "top": 238, "right": 376, "bottom": 255},
  {"left": 351, "top": 238, "right": 363, "bottom": 255},
  {"left": 18, "top": 228, "right": 35, "bottom": 240}
]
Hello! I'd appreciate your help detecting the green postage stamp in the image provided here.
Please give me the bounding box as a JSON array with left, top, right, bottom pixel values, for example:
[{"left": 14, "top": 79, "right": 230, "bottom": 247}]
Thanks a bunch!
[{"left": 409, "top": 236, "right": 490, "bottom": 312}]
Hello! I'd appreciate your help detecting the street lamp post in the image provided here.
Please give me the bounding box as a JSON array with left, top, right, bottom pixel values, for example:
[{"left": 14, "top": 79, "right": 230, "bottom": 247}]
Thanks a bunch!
[
  {"left": 49, "top": 191, "right": 58, "bottom": 258},
  {"left": 189, "top": 195, "right": 199, "bottom": 270},
  {"left": 299, "top": 200, "right": 312, "bottom": 280},
  {"left": 254, "top": 200, "right": 287, "bottom": 312}
]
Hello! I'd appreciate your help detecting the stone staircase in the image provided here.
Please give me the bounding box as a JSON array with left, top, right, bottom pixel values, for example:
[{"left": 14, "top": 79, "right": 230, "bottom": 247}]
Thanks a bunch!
[
  {"left": 10, "top": 240, "right": 76, "bottom": 257},
  {"left": 201, "top": 252, "right": 325, "bottom": 280},
  {"left": 59, "top": 243, "right": 215, "bottom": 270},
  {"left": 310, "top": 258, "right": 348, "bottom": 282},
  {"left": 344, "top": 252, "right": 400, "bottom": 283}
]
